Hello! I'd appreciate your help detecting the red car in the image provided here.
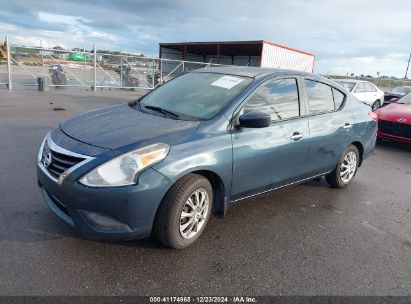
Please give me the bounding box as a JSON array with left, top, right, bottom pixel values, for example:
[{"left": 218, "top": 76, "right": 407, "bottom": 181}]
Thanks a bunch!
[{"left": 376, "top": 93, "right": 411, "bottom": 143}]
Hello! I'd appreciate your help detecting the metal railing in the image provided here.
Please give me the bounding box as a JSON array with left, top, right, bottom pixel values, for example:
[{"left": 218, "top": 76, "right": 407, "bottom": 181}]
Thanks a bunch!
[{"left": 0, "top": 36, "right": 225, "bottom": 91}]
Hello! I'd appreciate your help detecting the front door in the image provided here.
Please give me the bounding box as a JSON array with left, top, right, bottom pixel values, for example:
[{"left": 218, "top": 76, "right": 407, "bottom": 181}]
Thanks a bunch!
[{"left": 231, "top": 77, "right": 309, "bottom": 201}]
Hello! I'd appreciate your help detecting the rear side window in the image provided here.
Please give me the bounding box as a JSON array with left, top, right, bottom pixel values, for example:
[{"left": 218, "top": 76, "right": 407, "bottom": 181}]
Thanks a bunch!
[
  {"left": 244, "top": 78, "right": 300, "bottom": 121},
  {"left": 365, "top": 82, "right": 376, "bottom": 92},
  {"left": 332, "top": 88, "right": 345, "bottom": 109},
  {"left": 305, "top": 80, "right": 335, "bottom": 114}
]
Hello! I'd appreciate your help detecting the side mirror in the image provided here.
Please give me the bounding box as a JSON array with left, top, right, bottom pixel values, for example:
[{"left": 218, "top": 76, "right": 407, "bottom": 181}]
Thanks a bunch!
[{"left": 238, "top": 111, "right": 271, "bottom": 128}]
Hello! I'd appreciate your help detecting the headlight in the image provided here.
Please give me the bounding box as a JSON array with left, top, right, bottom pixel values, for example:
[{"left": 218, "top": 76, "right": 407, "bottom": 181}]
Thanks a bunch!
[{"left": 79, "top": 143, "right": 170, "bottom": 187}]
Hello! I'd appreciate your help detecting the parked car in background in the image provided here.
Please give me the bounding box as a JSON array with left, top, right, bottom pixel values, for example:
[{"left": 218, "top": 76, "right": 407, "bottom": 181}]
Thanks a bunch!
[
  {"left": 37, "top": 67, "right": 377, "bottom": 249},
  {"left": 335, "top": 79, "right": 384, "bottom": 111},
  {"left": 377, "top": 92, "right": 411, "bottom": 143},
  {"left": 383, "top": 86, "right": 411, "bottom": 105}
]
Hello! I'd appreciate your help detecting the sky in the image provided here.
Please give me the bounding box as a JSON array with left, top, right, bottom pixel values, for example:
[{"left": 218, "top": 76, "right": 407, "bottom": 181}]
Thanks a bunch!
[{"left": 1, "top": 0, "right": 411, "bottom": 77}]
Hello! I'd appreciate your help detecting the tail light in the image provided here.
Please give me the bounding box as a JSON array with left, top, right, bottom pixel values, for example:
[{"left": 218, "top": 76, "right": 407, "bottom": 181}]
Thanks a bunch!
[{"left": 368, "top": 112, "right": 378, "bottom": 124}]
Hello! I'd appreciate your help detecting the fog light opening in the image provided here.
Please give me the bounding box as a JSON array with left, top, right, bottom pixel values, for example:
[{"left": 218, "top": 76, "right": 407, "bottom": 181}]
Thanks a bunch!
[{"left": 79, "top": 210, "right": 132, "bottom": 232}]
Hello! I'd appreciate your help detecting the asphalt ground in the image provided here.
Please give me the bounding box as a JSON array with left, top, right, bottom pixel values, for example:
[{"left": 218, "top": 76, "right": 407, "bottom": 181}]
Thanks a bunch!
[{"left": 0, "top": 89, "right": 410, "bottom": 296}]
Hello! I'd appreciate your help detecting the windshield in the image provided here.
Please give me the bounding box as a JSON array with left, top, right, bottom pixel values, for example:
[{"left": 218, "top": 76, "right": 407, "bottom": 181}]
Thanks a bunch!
[
  {"left": 398, "top": 92, "right": 411, "bottom": 104},
  {"left": 392, "top": 86, "right": 411, "bottom": 94},
  {"left": 139, "top": 72, "right": 253, "bottom": 120},
  {"left": 336, "top": 81, "right": 356, "bottom": 92}
]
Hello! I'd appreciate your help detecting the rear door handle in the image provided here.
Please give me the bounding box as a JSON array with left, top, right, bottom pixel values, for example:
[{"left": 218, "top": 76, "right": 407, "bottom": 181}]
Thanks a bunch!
[
  {"left": 290, "top": 132, "right": 304, "bottom": 141},
  {"left": 343, "top": 123, "right": 352, "bottom": 129}
]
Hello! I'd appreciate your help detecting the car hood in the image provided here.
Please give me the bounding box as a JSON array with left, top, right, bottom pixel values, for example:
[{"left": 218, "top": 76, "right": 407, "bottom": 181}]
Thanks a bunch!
[
  {"left": 384, "top": 91, "right": 405, "bottom": 97},
  {"left": 59, "top": 103, "right": 200, "bottom": 150},
  {"left": 377, "top": 103, "right": 411, "bottom": 120}
]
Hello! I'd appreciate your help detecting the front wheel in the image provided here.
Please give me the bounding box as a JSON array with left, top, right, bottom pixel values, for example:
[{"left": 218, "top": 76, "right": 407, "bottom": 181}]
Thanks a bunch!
[
  {"left": 154, "top": 174, "right": 213, "bottom": 249},
  {"left": 326, "top": 145, "right": 359, "bottom": 188},
  {"left": 371, "top": 100, "right": 380, "bottom": 112}
]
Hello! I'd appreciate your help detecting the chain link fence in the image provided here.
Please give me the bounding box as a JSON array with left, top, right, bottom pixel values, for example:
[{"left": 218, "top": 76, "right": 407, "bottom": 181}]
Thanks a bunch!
[
  {"left": 3, "top": 36, "right": 411, "bottom": 92},
  {"left": 0, "top": 37, "right": 225, "bottom": 91}
]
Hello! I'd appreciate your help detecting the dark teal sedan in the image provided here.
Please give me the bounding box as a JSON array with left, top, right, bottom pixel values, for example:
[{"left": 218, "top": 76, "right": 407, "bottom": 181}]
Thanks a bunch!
[{"left": 37, "top": 67, "right": 377, "bottom": 249}]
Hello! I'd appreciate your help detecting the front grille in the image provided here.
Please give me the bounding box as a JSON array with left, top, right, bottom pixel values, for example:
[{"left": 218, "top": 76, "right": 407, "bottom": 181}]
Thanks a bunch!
[
  {"left": 379, "top": 119, "right": 411, "bottom": 138},
  {"left": 40, "top": 140, "right": 85, "bottom": 180}
]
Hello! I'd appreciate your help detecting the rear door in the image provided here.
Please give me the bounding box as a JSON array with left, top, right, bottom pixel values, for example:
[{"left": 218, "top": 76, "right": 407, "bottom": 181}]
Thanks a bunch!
[
  {"left": 353, "top": 82, "right": 367, "bottom": 102},
  {"left": 231, "top": 77, "right": 310, "bottom": 201},
  {"left": 364, "top": 82, "right": 378, "bottom": 103},
  {"left": 303, "top": 79, "right": 354, "bottom": 175}
]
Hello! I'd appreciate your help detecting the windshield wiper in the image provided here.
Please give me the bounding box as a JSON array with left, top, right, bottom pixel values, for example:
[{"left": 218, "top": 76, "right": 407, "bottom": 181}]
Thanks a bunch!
[{"left": 143, "top": 105, "right": 181, "bottom": 119}]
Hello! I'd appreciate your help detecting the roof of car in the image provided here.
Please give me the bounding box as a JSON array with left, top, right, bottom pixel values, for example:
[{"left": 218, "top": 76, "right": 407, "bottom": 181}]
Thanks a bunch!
[
  {"left": 335, "top": 79, "right": 362, "bottom": 83},
  {"left": 195, "top": 66, "right": 314, "bottom": 78}
]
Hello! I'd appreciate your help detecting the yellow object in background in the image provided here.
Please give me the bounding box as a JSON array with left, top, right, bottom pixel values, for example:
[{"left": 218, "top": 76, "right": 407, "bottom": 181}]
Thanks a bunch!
[{"left": 1, "top": 42, "right": 7, "bottom": 59}]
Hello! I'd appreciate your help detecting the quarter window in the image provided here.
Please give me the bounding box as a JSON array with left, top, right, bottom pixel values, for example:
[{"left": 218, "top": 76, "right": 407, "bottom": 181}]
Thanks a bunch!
[
  {"left": 332, "top": 88, "right": 345, "bottom": 109},
  {"left": 244, "top": 78, "right": 300, "bottom": 121},
  {"left": 305, "top": 80, "right": 335, "bottom": 114}
]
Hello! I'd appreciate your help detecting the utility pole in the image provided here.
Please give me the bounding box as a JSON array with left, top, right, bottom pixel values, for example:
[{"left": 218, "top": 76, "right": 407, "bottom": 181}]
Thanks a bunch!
[{"left": 405, "top": 51, "right": 411, "bottom": 79}]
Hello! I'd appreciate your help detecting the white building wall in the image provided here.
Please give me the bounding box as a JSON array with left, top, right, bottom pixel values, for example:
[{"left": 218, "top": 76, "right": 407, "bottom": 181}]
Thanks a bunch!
[{"left": 261, "top": 42, "right": 315, "bottom": 72}]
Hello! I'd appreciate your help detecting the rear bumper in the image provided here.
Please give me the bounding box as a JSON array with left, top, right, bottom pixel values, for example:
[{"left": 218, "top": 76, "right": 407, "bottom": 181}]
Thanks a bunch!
[
  {"left": 377, "top": 131, "right": 411, "bottom": 143},
  {"left": 37, "top": 163, "right": 172, "bottom": 240}
]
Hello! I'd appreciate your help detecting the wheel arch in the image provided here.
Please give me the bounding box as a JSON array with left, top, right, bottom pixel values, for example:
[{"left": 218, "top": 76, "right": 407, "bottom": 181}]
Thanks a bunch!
[
  {"left": 188, "top": 170, "right": 228, "bottom": 218},
  {"left": 351, "top": 141, "right": 364, "bottom": 166}
]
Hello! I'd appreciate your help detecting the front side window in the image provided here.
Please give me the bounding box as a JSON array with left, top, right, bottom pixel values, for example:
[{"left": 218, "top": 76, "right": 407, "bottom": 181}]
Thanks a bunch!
[
  {"left": 336, "top": 81, "right": 355, "bottom": 92},
  {"left": 140, "top": 72, "right": 253, "bottom": 120},
  {"left": 393, "top": 86, "right": 411, "bottom": 94},
  {"left": 244, "top": 78, "right": 300, "bottom": 121},
  {"left": 305, "top": 80, "right": 335, "bottom": 114},
  {"left": 355, "top": 82, "right": 366, "bottom": 93}
]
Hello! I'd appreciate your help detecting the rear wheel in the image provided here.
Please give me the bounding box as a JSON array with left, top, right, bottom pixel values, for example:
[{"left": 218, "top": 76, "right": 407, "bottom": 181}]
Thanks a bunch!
[
  {"left": 326, "top": 145, "right": 359, "bottom": 188},
  {"left": 371, "top": 100, "right": 380, "bottom": 112},
  {"left": 154, "top": 174, "right": 212, "bottom": 249}
]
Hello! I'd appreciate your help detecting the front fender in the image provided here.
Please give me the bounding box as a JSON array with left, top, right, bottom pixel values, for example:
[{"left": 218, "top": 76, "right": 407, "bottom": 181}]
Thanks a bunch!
[{"left": 152, "top": 134, "right": 233, "bottom": 200}]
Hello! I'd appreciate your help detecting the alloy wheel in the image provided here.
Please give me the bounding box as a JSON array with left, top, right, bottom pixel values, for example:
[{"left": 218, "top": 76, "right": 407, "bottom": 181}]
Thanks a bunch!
[
  {"left": 372, "top": 101, "right": 380, "bottom": 112},
  {"left": 179, "top": 188, "right": 209, "bottom": 239},
  {"left": 340, "top": 151, "right": 357, "bottom": 183}
]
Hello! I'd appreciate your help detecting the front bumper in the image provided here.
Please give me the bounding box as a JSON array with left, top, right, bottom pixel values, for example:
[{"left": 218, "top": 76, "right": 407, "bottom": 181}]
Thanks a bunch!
[
  {"left": 377, "top": 131, "right": 411, "bottom": 143},
  {"left": 37, "top": 163, "right": 171, "bottom": 240}
]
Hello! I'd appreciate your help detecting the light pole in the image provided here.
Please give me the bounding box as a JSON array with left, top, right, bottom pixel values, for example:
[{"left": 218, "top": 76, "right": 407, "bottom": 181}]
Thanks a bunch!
[{"left": 405, "top": 51, "right": 411, "bottom": 79}]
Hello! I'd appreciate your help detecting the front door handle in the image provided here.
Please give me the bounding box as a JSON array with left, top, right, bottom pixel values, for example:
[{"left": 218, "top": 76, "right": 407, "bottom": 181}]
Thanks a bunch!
[
  {"left": 343, "top": 123, "right": 352, "bottom": 129},
  {"left": 290, "top": 132, "right": 304, "bottom": 141}
]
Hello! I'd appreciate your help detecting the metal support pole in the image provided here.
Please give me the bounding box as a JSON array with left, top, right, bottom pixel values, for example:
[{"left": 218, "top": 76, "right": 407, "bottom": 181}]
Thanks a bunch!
[
  {"left": 152, "top": 54, "right": 155, "bottom": 88},
  {"left": 93, "top": 44, "right": 96, "bottom": 91},
  {"left": 120, "top": 57, "right": 123, "bottom": 87},
  {"left": 40, "top": 40, "right": 44, "bottom": 66},
  {"left": 6, "top": 36, "right": 12, "bottom": 91},
  {"left": 159, "top": 58, "right": 163, "bottom": 85},
  {"left": 83, "top": 43, "right": 86, "bottom": 79}
]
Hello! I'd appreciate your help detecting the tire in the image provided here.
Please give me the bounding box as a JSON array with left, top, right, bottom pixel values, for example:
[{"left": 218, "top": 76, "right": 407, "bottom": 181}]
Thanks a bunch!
[
  {"left": 154, "top": 174, "right": 213, "bottom": 249},
  {"left": 371, "top": 100, "right": 380, "bottom": 112},
  {"left": 326, "top": 145, "right": 360, "bottom": 188}
]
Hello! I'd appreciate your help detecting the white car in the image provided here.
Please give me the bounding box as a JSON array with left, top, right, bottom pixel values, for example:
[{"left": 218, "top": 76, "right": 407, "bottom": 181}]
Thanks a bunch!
[{"left": 335, "top": 79, "right": 384, "bottom": 111}]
